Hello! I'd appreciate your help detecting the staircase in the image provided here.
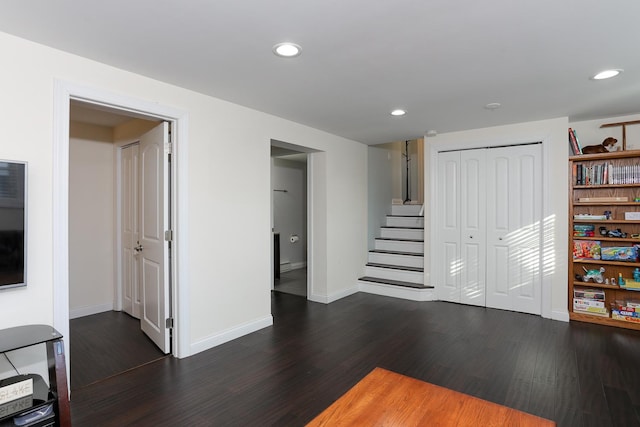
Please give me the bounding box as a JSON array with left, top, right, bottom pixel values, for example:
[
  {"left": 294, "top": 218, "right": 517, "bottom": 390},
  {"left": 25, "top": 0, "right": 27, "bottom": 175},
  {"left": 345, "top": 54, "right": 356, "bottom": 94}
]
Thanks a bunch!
[{"left": 358, "top": 204, "right": 435, "bottom": 301}]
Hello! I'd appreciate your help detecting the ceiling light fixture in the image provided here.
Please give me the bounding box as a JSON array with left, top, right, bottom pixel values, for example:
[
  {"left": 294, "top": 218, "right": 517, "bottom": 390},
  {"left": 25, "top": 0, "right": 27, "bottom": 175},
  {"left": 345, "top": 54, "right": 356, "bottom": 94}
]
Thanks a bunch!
[
  {"left": 273, "top": 42, "right": 302, "bottom": 58},
  {"left": 390, "top": 109, "right": 406, "bottom": 116},
  {"left": 592, "top": 69, "right": 623, "bottom": 80},
  {"left": 484, "top": 102, "right": 501, "bottom": 110}
]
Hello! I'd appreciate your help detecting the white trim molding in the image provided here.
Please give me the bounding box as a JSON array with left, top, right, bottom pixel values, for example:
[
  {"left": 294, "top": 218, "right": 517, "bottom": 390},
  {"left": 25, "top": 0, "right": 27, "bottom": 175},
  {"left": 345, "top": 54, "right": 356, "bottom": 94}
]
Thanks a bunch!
[
  {"left": 69, "top": 303, "right": 114, "bottom": 320},
  {"left": 190, "top": 315, "right": 273, "bottom": 355}
]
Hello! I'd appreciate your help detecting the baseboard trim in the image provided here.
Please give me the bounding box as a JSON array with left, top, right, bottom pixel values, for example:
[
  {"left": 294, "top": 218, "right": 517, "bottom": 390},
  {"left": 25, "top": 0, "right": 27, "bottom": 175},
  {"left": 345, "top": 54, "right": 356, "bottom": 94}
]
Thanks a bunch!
[
  {"left": 69, "top": 303, "right": 113, "bottom": 319},
  {"left": 190, "top": 315, "right": 273, "bottom": 356},
  {"left": 309, "top": 286, "right": 359, "bottom": 304},
  {"left": 552, "top": 310, "right": 570, "bottom": 322},
  {"left": 358, "top": 281, "right": 436, "bottom": 302},
  {"left": 290, "top": 261, "right": 307, "bottom": 270}
]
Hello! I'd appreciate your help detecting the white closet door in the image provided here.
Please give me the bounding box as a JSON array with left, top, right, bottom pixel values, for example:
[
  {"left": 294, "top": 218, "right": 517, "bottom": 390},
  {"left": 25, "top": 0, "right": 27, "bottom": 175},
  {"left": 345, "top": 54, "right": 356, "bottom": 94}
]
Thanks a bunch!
[
  {"left": 437, "top": 151, "right": 461, "bottom": 302},
  {"left": 485, "top": 144, "right": 541, "bottom": 314},
  {"left": 121, "top": 143, "right": 140, "bottom": 319},
  {"left": 460, "top": 150, "right": 486, "bottom": 306}
]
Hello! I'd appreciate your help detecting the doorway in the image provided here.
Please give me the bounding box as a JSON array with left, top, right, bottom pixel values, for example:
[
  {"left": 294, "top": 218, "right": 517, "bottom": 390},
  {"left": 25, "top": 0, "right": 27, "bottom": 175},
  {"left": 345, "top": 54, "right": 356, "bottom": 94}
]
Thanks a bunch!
[
  {"left": 53, "top": 81, "right": 190, "bottom": 390},
  {"left": 270, "top": 140, "right": 317, "bottom": 298},
  {"left": 68, "top": 101, "right": 171, "bottom": 388}
]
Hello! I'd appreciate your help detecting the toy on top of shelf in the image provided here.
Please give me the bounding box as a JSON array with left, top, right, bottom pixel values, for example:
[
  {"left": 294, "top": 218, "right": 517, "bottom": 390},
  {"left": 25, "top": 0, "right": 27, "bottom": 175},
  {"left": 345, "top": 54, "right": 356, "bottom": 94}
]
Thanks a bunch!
[{"left": 581, "top": 137, "right": 619, "bottom": 154}]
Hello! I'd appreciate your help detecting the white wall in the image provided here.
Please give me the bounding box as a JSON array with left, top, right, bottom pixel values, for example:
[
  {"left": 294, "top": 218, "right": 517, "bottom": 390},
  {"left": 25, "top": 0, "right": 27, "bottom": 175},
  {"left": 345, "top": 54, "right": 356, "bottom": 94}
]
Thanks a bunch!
[
  {"left": 0, "top": 31, "right": 367, "bottom": 356},
  {"left": 425, "top": 117, "right": 569, "bottom": 321},
  {"left": 367, "top": 143, "right": 397, "bottom": 248},
  {"left": 570, "top": 113, "right": 640, "bottom": 151},
  {"left": 69, "top": 122, "right": 115, "bottom": 318},
  {"left": 271, "top": 157, "right": 307, "bottom": 268}
]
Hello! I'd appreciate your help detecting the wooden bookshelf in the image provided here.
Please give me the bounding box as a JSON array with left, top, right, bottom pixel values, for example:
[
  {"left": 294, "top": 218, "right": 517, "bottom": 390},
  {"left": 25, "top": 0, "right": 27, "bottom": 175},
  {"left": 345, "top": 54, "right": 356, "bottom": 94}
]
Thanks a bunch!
[{"left": 569, "top": 150, "right": 640, "bottom": 331}]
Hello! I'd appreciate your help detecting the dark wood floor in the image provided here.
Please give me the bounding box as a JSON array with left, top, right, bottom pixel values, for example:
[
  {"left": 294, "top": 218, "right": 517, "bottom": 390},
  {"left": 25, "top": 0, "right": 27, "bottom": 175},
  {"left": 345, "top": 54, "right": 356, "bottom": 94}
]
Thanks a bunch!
[
  {"left": 70, "top": 311, "right": 166, "bottom": 390},
  {"left": 70, "top": 292, "right": 640, "bottom": 426}
]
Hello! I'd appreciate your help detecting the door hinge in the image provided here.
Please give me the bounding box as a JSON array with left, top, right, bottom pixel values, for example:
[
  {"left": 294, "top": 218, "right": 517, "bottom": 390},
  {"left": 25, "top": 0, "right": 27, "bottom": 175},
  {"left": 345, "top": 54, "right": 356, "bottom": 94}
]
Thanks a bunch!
[
  {"left": 164, "top": 230, "right": 173, "bottom": 242},
  {"left": 164, "top": 142, "right": 172, "bottom": 154},
  {"left": 165, "top": 318, "right": 174, "bottom": 329}
]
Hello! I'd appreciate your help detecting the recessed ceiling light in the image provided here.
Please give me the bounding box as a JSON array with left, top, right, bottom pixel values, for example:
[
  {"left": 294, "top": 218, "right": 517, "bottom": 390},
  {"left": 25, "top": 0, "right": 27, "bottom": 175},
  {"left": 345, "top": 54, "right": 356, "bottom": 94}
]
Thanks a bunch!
[
  {"left": 592, "top": 69, "right": 623, "bottom": 80},
  {"left": 390, "top": 109, "right": 406, "bottom": 116},
  {"left": 484, "top": 102, "right": 501, "bottom": 110},
  {"left": 273, "top": 42, "right": 302, "bottom": 58}
]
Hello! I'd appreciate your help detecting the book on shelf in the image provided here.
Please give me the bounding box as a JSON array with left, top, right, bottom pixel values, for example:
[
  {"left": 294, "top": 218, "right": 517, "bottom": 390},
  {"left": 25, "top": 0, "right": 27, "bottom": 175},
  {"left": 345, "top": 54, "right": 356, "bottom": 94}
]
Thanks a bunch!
[
  {"left": 573, "top": 297, "right": 605, "bottom": 308},
  {"left": 611, "top": 310, "right": 640, "bottom": 323},
  {"left": 574, "top": 288, "right": 605, "bottom": 300},
  {"left": 578, "top": 196, "right": 628, "bottom": 202},
  {"left": 569, "top": 128, "right": 581, "bottom": 155},
  {"left": 613, "top": 300, "right": 640, "bottom": 313},
  {"left": 573, "top": 129, "right": 583, "bottom": 154},
  {"left": 573, "top": 214, "right": 607, "bottom": 220},
  {"left": 574, "top": 309, "right": 609, "bottom": 317},
  {"left": 573, "top": 303, "right": 608, "bottom": 314}
]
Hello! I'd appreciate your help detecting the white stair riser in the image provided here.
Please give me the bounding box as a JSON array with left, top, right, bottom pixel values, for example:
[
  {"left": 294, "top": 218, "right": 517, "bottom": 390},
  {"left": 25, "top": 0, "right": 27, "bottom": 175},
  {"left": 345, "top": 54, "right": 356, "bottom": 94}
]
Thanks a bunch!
[
  {"left": 386, "top": 216, "right": 424, "bottom": 228},
  {"left": 380, "top": 228, "right": 424, "bottom": 240},
  {"left": 368, "top": 252, "right": 424, "bottom": 268},
  {"left": 364, "top": 266, "right": 423, "bottom": 283},
  {"left": 358, "top": 281, "right": 436, "bottom": 302},
  {"left": 391, "top": 204, "right": 423, "bottom": 216},
  {"left": 375, "top": 240, "right": 424, "bottom": 253}
]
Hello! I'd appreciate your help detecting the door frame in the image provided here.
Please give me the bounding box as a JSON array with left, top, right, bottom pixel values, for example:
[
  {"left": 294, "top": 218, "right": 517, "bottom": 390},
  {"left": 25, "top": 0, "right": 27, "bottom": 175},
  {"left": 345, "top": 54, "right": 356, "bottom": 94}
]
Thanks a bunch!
[
  {"left": 270, "top": 140, "right": 319, "bottom": 300},
  {"left": 428, "top": 134, "right": 552, "bottom": 319},
  {"left": 53, "top": 80, "right": 191, "bottom": 374}
]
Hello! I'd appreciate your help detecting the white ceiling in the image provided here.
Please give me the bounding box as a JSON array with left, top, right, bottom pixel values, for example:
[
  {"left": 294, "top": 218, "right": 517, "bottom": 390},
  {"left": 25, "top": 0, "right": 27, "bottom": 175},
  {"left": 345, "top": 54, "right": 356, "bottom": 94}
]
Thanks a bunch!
[{"left": 2, "top": 0, "right": 639, "bottom": 145}]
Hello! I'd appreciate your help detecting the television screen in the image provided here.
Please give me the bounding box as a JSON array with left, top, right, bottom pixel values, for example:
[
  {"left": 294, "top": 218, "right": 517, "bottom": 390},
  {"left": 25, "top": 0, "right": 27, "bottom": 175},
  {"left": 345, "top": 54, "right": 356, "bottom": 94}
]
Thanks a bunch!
[{"left": 0, "top": 161, "right": 26, "bottom": 289}]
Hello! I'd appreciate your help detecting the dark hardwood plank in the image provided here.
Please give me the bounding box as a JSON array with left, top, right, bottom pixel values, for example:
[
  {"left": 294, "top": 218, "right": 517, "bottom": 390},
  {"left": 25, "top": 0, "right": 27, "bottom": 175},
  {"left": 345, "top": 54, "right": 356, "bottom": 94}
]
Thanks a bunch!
[
  {"left": 70, "top": 311, "right": 166, "bottom": 390},
  {"left": 70, "top": 293, "right": 640, "bottom": 426}
]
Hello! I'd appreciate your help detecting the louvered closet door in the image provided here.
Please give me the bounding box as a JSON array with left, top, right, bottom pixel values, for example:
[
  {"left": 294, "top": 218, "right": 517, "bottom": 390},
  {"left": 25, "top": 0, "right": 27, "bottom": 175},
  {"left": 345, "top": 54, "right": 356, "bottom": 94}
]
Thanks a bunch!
[
  {"left": 460, "top": 150, "right": 486, "bottom": 306},
  {"left": 437, "top": 151, "right": 461, "bottom": 302},
  {"left": 485, "top": 144, "right": 541, "bottom": 315}
]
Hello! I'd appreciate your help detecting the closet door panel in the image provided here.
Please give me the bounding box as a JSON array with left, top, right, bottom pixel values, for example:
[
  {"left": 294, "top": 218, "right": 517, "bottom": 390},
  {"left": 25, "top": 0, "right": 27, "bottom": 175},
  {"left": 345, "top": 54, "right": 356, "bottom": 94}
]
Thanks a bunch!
[
  {"left": 510, "top": 150, "right": 541, "bottom": 313},
  {"left": 437, "top": 151, "right": 461, "bottom": 302},
  {"left": 460, "top": 150, "right": 486, "bottom": 306},
  {"left": 486, "top": 145, "right": 541, "bottom": 314},
  {"left": 486, "top": 152, "right": 511, "bottom": 309}
]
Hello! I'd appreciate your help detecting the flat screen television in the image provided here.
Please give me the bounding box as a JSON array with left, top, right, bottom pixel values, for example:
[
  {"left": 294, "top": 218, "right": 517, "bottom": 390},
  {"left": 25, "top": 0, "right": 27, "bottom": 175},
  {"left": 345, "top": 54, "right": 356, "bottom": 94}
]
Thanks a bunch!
[{"left": 0, "top": 160, "right": 26, "bottom": 289}]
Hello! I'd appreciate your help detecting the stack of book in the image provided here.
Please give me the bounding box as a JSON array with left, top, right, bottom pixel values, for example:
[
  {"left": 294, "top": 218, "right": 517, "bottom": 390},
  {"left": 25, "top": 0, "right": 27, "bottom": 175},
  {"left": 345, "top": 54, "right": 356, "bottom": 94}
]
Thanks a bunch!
[
  {"left": 611, "top": 299, "right": 640, "bottom": 324},
  {"left": 573, "top": 289, "right": 608, "bottom": 317},
  {"left": 573, "top": 224, "right": 595, "bottom": 237}
]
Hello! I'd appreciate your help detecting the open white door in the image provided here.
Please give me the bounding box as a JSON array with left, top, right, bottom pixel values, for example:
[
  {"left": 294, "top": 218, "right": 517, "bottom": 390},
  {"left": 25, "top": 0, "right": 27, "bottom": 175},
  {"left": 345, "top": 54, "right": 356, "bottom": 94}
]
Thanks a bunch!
[{"left": 138, "top": 122, "right": 171, "bottom": 353}]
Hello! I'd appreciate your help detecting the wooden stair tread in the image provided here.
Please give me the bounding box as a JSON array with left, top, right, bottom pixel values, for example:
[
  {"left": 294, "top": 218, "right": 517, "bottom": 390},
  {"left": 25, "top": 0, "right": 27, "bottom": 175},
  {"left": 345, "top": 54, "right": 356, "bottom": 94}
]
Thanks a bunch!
[
  {"left": 366, "top": 263, "right": 423, "bottom": 272},
  {"left": 375, "top": 237, "right": 424, "bottom": 243},
  {"left": 381, "top": 226, "right": 424, "bottom": 230},
  {"left": 369, "top": 250, "right": 423, "bottom": 257},
  {"left": 358, "top": 276, "right": 433, "bottom": 289}
]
